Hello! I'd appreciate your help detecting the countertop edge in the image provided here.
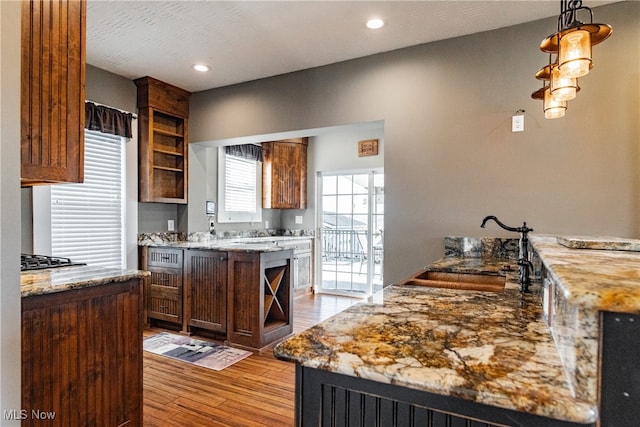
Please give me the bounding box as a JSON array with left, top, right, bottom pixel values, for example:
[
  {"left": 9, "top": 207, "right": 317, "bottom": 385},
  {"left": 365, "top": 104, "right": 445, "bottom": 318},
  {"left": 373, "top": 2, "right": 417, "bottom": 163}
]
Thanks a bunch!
[{"left": 21, "top": 267, "right": 150, "bottom": 298}]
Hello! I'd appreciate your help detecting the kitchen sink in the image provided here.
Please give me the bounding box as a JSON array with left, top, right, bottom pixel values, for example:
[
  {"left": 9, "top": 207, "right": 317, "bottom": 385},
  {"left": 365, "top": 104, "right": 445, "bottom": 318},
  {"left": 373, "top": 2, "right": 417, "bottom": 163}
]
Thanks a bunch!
[{"left": 399, "top": 270, "right": 505, "bottom": 292}]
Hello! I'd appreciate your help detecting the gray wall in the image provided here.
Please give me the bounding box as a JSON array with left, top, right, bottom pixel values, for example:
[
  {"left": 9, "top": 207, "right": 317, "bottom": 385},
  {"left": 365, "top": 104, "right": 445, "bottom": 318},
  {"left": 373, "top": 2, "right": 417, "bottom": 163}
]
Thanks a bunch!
[{"left": 189, "top": 2, "right": 640, "bottom": 285}]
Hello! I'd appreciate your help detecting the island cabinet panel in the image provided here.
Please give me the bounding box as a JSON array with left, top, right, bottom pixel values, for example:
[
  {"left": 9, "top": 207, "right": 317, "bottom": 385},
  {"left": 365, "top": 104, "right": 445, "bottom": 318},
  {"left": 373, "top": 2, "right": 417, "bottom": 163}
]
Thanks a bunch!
[
  {"left": 599, "top": 311, "right": 640, "bottom": 427},
  {"left": 262, "top": 138, "right": 308, "bottom": 209},
  {"left": 227, "top": 250, "right": 293, "bottom": 349},
  {"left": 22, "top": 279, "right": 143, "bottom": 427},
  {"left": 184, "top": 250, "right": 228, "bottom": 334},
  {"left": 21, "top": 0, "right": 86, "bottom": 185},
  {"left": 296, "top": 366, "right": 592, "bottom": 427},
  {"left": 141, "top": 247, "right": 184, "bottom": 327}
]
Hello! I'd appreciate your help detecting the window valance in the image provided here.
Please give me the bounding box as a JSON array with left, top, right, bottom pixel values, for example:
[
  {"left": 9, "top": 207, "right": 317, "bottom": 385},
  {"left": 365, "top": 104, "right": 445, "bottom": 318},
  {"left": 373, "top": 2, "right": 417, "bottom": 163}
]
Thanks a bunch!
[
  {"left": 224, "top": 144, "right": 263, "bottom": 162},
  {"left": 85, "top": 102, "right": 133, "bottom": 138}
]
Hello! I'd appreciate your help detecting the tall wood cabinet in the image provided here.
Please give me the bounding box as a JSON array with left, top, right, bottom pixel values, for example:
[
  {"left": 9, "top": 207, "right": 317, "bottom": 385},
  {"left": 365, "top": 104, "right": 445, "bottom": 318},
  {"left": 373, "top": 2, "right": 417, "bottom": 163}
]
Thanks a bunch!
[
  {"left": 262, "top": 138, "right": 308, "bottom": 209},
  {"left": 21, "top": 0, "right": 86, "bottom": 185},
  {"left": 135, "top": 76, "right": 191, "bottom": 203}
]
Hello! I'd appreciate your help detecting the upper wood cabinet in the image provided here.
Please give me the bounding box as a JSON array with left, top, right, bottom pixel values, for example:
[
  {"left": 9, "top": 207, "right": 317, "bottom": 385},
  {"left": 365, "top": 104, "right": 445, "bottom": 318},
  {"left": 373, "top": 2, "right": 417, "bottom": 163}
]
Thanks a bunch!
[
  {"left": 135, "top": 76, "right": 191, "bottom": 204},
  {"left": 21, "top": 0, "right": 86, "bottom": 185},
  {"left": 262, "top": 138, "right": 308, "bottom": 209}
]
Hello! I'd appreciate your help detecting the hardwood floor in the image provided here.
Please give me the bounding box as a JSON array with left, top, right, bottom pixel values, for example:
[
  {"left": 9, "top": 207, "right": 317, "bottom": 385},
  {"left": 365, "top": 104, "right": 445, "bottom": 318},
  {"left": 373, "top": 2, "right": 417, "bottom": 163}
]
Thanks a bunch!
[{"left": 143, "top": 292, "right": 363, "bottom": 426}]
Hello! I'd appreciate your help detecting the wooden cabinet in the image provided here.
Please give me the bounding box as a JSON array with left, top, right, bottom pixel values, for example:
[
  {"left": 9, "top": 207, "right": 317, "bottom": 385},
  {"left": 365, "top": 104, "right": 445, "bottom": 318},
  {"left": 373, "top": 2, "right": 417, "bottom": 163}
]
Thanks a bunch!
[
  {"left": 21, "top": 0, "right": 86, "bottom": 185},
  {"left": 135, "top": 76, "right": 191, "bottom": 203},
  {"left": 141, "top": 246, "right": 293, "bottom": 349},
  {"left": 279, "top": 239, "right": 313, "bottom": 292},
  {"left": 141, "top": 247, "right": 184, "bottom": 326},
  {"left": 227, "top": 250, "right": 293, "bottom": 349},
  {"left": 184, "top": 250, "right": 228, "bottom": 334},
  {"left": 262, "top": 138, "right": 308, "bottom": 209},
  {"left": 22, "top": 278, "right": 144, "bottom": 427}
]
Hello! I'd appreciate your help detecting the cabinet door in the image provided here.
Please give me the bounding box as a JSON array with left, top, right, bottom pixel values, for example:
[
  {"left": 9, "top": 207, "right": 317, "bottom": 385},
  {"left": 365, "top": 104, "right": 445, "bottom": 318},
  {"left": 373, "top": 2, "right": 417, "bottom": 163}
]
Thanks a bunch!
[
  {"left": 278, "top": 239, "right": 313, "bottom": 290},
  {"left": 262, "top": 139, "right": 308, "bottom": 209},
  {"left": 184, "top": 250, "right": 228, "bottom": 333},
  {"left": 295, "top": 250, "right": 313, "bottom": 290},
  {"left": 21, "top": 0, "right": 86, "bottom": 185}
]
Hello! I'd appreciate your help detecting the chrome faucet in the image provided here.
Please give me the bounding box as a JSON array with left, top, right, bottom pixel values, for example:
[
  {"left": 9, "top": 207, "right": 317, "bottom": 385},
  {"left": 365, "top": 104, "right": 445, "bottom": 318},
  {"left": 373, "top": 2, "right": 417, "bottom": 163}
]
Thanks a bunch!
[{"left": 481, "top": 215, "right": 534, "bottom": 292}]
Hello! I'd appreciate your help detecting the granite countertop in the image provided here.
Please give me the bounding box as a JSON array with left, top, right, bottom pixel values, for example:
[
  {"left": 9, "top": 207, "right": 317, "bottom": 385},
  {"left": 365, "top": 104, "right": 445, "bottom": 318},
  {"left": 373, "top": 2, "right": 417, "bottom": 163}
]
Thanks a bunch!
[
  {"left": 424, "top": 256, "right": 517, "bottom": 276},
  {"left": 21, "top": 265, "right": 150, "bottom": 297},
  {"left": 531, "top": 235, "right": 640, "bottom": 314},
  {"left": 274, "top": 283, "right": 597, "bottom": 424},
  {"left": 138, "top": 235, "right": 312, "bottom": 252}
]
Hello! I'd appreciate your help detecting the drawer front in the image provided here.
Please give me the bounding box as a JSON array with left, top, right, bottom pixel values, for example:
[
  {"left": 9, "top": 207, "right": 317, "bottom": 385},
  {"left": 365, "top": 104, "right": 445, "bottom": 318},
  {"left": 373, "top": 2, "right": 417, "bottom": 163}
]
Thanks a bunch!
[
  {"left": 278, "top": 239, "right": 312, "bottom": 252},
  {"left": 147, "top": 247, "right": 183, "bottom": 268},
  {"left": 148, "top": 267, "right": 183, "bottom": 291},
  {"left": 147, "top": 289, "right": 182, "bottom": 324}
]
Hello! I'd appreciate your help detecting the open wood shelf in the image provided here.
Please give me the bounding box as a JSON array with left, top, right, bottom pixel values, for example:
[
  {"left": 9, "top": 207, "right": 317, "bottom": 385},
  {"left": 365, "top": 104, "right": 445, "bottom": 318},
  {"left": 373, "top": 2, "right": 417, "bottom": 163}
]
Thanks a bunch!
[{"left": 135, "top": 76, "right": 190, "bottom": 204}]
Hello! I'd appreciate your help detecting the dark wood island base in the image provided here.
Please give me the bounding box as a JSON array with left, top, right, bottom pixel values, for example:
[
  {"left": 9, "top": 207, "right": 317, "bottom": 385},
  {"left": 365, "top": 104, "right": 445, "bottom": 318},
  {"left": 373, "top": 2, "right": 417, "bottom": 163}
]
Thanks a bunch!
[{"left": 295, "top": 365, "right": 593, "bottom": 427}]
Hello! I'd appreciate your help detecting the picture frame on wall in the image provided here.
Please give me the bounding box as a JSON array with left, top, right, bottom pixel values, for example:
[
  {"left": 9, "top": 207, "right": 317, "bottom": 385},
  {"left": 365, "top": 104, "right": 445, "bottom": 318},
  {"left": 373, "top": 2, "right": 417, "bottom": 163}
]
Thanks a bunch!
[{"left": 358, "top": 139, "right": 379, "bottom": 157}]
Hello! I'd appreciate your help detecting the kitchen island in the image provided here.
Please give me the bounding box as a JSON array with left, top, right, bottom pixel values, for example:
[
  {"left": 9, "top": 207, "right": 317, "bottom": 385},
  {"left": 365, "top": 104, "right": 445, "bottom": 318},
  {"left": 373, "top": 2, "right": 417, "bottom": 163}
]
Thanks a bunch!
[
  {"left": 138, "top": 234, "right": 312, "bottom": 349},
  {"left": 274, "top": 235, "right": 640, "bottom": 426},
  {"left": 21, "top": 265, "right": 149, "bottom": 427}
]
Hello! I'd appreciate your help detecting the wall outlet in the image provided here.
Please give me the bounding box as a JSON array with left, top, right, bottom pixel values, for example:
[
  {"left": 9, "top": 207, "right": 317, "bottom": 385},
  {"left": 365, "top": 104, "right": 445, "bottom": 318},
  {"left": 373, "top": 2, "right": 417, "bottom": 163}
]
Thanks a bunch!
[
  {"left": 512, "top": 114, "right": 524, "bottom": 132},
  {"left": 265, "top": 220, "right": 269, "bottom": 229},
  {"left": 167, "top": 219, "right": 175, "bottom": 231},
  {"left": 295, "top": 215, "right": 303, "bottom": 224}
]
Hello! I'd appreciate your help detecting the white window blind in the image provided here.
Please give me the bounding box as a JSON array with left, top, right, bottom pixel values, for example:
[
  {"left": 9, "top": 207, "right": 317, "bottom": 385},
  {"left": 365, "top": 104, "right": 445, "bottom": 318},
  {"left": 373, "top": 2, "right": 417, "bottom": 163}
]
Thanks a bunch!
[
  {"left": 224, "top": 155, "right": 257, "bottom": 213},
  {"left": 217, "top": 147, "right": 262, "bottom": 223},
  {"left": 50, "top": 129, "right": 125, "bottom": 268}
]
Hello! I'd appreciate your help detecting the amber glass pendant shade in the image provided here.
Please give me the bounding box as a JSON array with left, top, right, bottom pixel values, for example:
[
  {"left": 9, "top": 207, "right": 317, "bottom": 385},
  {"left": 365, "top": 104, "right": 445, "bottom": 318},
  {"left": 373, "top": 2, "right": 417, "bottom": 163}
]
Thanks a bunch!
[
  {"left": 558, "top": 29, "right": 592, "bottom": 78},
  {"left": 550, "top": 66, "right": 579, "bottom": 101},
  {"left": 543, "top": 87, "right": 567, "bottom": 119}
]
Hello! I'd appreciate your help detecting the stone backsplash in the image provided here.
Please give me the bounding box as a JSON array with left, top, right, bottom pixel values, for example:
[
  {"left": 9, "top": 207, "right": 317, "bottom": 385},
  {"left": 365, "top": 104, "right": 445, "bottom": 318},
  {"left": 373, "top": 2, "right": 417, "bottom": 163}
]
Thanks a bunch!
[{"left": 444, "top": 236, "right": 519, "bottom": 260}]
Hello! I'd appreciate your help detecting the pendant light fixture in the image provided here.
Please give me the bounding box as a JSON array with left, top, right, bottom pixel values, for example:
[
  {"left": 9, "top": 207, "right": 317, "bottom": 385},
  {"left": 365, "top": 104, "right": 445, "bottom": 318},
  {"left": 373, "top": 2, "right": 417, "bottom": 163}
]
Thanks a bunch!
[
  {"left": 532, "top": 0, "right": 612, "bottom": 118},
  {"left": 533, "top": 68, "right": 568, "bottom": 120}
]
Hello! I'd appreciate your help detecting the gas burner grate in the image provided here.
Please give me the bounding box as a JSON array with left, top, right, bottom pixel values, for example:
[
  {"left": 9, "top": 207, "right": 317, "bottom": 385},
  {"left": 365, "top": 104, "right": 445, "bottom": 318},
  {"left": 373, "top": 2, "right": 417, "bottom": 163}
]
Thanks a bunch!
[{"left": 21, "top": 254, "right": 86, "bottom": 271}]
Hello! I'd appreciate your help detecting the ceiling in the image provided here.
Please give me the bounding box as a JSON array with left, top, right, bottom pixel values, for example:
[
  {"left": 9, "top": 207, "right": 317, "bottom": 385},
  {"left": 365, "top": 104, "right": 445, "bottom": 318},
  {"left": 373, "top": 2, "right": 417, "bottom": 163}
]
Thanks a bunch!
[{"left": 86, "top": 0, "right": 617, "bottom": 93}]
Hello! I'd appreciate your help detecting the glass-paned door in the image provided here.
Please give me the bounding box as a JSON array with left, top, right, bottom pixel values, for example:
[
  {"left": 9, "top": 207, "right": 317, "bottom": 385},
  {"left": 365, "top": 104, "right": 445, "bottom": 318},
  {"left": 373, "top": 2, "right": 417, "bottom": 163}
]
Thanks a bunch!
[{"left": 317, "top": 170, "right": 384, "bottom": 296}]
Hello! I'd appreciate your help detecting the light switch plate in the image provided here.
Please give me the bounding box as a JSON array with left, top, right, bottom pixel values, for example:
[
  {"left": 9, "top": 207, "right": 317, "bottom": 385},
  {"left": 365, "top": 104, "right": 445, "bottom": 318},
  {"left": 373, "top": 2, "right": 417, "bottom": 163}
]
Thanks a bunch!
[
  {"left": 512, "top": 115, "right": 524, "bottom": 132},
  {"left": 295, "top": 215, "right": 303, "bottom": 224},
  {"left": 167, "top": 220, "right": 175, "bottom": 231}
]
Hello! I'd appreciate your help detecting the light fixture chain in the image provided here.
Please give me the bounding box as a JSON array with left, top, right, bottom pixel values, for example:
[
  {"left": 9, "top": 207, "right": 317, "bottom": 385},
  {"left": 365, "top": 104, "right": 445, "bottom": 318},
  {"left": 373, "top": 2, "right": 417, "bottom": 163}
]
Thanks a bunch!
[{"left": 560, "top": 0, "right": 585, "bottom": 30}]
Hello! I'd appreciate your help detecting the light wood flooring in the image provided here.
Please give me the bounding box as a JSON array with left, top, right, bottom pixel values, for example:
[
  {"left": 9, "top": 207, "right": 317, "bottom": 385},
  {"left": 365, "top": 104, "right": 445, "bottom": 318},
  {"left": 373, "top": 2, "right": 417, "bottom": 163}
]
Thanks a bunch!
[{"left": 143, "top": 292, "right": 363, "bottom": 427}]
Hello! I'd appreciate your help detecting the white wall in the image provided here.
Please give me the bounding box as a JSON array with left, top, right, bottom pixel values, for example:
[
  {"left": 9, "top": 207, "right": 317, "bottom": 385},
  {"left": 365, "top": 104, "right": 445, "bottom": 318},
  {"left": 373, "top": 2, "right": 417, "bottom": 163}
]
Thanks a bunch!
[
  {"left": 187, "top": 122, "right": 385, "bottom": 233},
  {"left": 189, "top": 2, "right": 640, "bottom": 285},
  {"left": 1, "top": 1, "right": 22, "bottom": 421}
]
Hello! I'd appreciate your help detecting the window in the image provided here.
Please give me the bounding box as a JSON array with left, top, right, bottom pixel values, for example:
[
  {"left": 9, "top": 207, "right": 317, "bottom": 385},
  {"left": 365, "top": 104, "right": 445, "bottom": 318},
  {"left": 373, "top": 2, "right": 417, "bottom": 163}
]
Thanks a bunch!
[
  {"left": 50, "top": 129, "right": 125, "bottom": 268},
  {"left": 217, "top": 147, "right": 262, "bottom": 223}
]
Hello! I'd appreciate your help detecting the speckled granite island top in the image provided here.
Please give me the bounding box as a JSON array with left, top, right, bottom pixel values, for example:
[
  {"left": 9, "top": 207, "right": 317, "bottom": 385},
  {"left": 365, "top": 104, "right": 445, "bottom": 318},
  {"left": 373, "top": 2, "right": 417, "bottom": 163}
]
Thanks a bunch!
[
  {"left": 138, "top": 234, "right": 311, "bottom": 252},
  {"left": 21, "top": 265, "right": 150, "bottom": 297},
  {"left": 274, "top": 284, "right": 597, "bottom": 424},
  {"left": 531, "top": 235, "right": 640, "bottom": 314}
]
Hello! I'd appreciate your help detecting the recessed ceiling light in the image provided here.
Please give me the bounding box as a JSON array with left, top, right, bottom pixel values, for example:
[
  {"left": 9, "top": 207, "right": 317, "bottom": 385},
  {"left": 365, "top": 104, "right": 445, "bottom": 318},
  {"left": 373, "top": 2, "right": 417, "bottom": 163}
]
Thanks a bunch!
[
  {"left": 192, "top": 64, "right": 211, "bottom": 72},
  {"left": 366, "top": 18, "right": 384, "bottom": 30}
]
